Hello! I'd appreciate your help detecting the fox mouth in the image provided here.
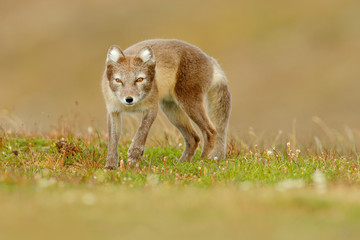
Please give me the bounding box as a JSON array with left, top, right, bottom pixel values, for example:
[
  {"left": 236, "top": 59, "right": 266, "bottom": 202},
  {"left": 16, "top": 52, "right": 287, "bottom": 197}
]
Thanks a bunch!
[{"left": 124, "top": 102, "right": 134, "bottom": 106}]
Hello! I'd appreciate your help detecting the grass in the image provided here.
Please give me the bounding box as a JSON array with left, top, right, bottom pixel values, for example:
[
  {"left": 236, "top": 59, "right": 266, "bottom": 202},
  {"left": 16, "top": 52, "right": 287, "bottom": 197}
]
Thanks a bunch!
[
  {"left": 1, "top": 133, "right": 359, "bottom": 188},
  {"left": 1, "top": 132, "right": 360, "bottom": 239}
]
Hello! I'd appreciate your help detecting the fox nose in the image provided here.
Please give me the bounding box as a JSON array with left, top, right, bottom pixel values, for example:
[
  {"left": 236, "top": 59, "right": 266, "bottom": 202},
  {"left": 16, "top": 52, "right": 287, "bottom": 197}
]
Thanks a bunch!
[{"left": 125, "top": 96, "right": 133, "bottom": 103}]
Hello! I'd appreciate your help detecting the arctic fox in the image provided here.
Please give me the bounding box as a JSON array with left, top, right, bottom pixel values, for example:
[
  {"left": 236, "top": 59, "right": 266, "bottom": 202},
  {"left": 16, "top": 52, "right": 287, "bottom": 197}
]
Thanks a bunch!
[{"left": 102, "top": 39, "right": 231, "bottom": 169}]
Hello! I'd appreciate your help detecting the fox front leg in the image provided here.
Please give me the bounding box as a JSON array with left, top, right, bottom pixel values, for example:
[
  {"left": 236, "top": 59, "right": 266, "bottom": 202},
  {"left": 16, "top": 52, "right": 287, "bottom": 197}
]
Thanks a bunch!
[
  {"left": 105, "top": 112, "right": 122, "bottom": 169},
  {"left": 127, "top": 108, "right": 158, "bottom": 165}
]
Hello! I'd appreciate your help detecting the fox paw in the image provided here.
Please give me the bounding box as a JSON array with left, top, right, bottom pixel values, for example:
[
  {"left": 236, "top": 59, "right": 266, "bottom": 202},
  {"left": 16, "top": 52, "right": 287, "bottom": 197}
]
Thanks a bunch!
[
  {"left": 127, "top": 147, "right": 143, "bottom": 165},
  {"left": 105, "top": 163, "right": 119, "bottom": 170},
  {"left": 105, "top": 156, "right": 119, "bottom": 170}
]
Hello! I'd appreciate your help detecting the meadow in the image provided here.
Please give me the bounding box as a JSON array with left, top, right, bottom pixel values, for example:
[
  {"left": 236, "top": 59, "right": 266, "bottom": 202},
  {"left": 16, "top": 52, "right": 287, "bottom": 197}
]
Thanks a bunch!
[{"left": 1, "top": 125, "right": 360, "bottom": 239}]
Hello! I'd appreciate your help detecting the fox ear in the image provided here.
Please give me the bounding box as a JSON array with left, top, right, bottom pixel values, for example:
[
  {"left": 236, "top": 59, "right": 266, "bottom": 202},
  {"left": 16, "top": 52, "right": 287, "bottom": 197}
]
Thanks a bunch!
[
  {"left": 136, "top": 46, "right": 155, "bottom": 65},
  {"left": 107, "top": 45, "right": 124, "bottom": 63}
]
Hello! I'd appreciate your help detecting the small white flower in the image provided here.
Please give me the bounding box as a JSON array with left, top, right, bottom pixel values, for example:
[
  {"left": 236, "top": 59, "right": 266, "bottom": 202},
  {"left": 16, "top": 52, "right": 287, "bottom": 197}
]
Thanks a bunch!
[
  {"left": 214, "top": 157, "right": 218, "bottom": 161},
  {"left": 287, "top": 142, "right": 291, "bottom": 147},
  {"left": 267, "top": 150, "right": 273, "bottom": 155},
  {"left": 87, "top": 126, "right": 94, "bottom": 134}
]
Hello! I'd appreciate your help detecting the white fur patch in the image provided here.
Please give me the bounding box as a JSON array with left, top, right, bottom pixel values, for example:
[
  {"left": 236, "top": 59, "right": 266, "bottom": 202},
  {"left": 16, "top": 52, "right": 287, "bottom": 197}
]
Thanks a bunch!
[
  {"left": 212, "top": 63, "right": 227, "bottom": 85},
  {"left": 138, "top": 48, "right": 152, "bottom": 63},
  {"left": 103, "top": 80, "right": 122, "bottom": 113},
  {"left": 137, "top": 73, "right": 146, "bottom": 79},
  {"left": 113, "top": 73, "right": 122, "bottom": 80},
  {"left": 107, "top": 48, "right": 122, "bottom": 62}
]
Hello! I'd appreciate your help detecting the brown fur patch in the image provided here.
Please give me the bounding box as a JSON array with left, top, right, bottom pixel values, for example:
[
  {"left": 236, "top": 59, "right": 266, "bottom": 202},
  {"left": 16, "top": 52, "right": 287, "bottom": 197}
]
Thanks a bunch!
[{"left": 106, "top": 64, "right": 113, "bottom": 81}]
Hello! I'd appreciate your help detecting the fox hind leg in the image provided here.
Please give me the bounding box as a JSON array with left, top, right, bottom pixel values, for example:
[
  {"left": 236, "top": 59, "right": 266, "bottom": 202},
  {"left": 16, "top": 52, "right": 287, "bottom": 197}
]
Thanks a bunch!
[
  {"left": 207, "top": 83, "right": 231, "bottom": 160},
  {"left": 179, "top": 100, "right": 217, "bottom": 158},
  {"left": 160, "top": 100, "right": 200, "bottom": 162}
]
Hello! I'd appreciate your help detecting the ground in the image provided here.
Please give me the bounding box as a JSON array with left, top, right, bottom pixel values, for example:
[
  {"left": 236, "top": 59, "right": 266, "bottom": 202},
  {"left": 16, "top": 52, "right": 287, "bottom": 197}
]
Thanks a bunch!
[{"left": 1, "top": 133, "right": 360, "bottom": 240}]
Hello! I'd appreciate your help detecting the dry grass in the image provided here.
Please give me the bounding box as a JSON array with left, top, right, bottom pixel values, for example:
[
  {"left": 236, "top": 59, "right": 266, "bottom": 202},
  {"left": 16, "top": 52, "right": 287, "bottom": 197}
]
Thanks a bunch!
[{"left": 1, "top": 121, "right": 360, "bottom": 239}]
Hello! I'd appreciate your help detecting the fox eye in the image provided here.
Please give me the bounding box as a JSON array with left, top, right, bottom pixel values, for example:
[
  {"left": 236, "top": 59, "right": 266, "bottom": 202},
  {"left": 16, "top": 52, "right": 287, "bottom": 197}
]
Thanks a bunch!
[
  {"left": 136, "top": 77, "right": 144, "bottom": 83},
  {"left": 114, "top": 78, "right": 123, "bottom": 84}
]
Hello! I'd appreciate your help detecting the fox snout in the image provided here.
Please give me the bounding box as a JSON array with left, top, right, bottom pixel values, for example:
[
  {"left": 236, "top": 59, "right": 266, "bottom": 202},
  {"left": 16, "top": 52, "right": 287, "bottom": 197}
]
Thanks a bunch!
[
  {"left": 119, "top": 95, "right": 137, "bottom": 106},
  {"left": 124, "top": 96, "right": 136, "bottom": 106},
  {"left": 125, "top": 96, "right": 133, "bottom": 104}
]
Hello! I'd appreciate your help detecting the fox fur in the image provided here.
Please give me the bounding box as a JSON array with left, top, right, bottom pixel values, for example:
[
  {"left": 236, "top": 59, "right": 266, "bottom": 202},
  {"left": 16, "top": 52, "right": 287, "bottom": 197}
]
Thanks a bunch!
[{"left": 102, "top": 39, "right": 231, "bottom": 169}]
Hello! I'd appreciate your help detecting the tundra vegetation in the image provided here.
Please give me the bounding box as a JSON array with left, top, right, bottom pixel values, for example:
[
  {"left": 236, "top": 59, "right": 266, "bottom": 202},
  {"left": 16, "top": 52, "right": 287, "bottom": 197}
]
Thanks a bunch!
[{"left": 1, "top": 121, "right": 360, "bottom": 240}]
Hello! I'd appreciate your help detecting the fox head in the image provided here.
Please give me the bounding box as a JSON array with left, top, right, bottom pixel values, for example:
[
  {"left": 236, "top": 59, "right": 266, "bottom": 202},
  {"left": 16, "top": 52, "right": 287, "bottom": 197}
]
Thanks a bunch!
[{"left": 105, "top": 45, "right": 156, "bottom": 107}]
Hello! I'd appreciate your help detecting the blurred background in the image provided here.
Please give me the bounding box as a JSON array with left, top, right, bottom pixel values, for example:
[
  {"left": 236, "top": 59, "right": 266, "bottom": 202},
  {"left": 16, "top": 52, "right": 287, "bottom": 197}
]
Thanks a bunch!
[{"left": 1, "top": 0, "right": 359, "bottom": 138}]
